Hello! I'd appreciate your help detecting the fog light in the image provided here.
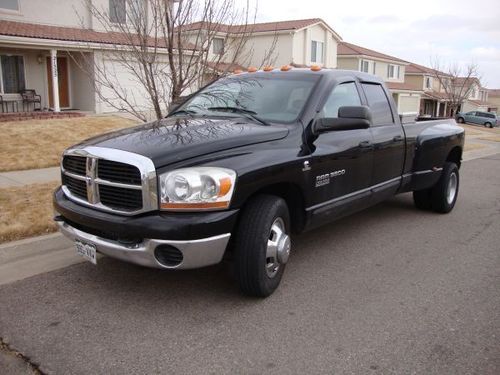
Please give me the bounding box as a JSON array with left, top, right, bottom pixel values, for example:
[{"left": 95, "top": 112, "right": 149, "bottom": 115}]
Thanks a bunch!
[{"left": 154, "top": 245, "right": 184, "bottom": 267}]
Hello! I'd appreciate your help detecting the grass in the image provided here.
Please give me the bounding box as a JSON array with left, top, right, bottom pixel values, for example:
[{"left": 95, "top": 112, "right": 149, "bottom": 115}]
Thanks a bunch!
[
  {"left": 0, "top": 115, "right": 138, "bottom": 172},
  {"left": 478, "top": 136, "right": 500, "bottom": 142},
  {"left": 0, "top": 182, "right": 59, "bottom": 243},
  {"left": 464, "top": 142, "right": 487, "bottom": 152}
]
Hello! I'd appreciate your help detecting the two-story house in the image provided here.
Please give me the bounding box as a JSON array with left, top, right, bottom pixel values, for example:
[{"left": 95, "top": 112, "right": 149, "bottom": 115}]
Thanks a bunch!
[
  {"left": 183, "top": 18, "right": 342, "bottom": 75},
  {"left": 457, "top": 77, "right": 492, "bottom": 113},
  {"left": 0, "top": 0, "right": 174, "bottom": 114},
  {"left": 337, "top": 42, "right": 422, "bottom": 115},
  {"left": 487, "top": 89, "right": 499, "bottom": 113},
  {"left": 404, "top": 62, "right": 452, "bottom": 117}
]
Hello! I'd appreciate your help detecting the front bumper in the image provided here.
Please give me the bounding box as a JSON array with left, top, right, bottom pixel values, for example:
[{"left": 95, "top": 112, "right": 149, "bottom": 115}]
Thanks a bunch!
[
  {"left": 57, "top": 220, "right": 230, "bottom": 269},
  {"left": 53, "top": 187, "right": 238, "bottom": 269}
]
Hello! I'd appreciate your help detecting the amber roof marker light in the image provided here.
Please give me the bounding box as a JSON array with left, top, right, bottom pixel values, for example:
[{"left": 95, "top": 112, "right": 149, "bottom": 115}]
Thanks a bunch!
[
  {"left": 310, "top": 65, "right": 322, "bottom": 71},
  {"left": 233, "top": 69, "right": 243, "bottom": 74},
  {"left": 263, "top": 66, "right": 274, "bottom": 72},
  {"left": 247, "top": 67, "right": 258, "bottom": 73},
  {"left": 280, "top": 65, "right": 292, "bottom": 71}
]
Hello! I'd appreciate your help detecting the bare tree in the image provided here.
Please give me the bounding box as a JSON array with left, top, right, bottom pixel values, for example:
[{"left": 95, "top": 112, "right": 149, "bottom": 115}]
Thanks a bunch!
[
  {"left": 431, "top": 58, "right": 481, "bottom": 116},
  {"left": 71, "top": 0, "right": 276, "bottom": 121}
]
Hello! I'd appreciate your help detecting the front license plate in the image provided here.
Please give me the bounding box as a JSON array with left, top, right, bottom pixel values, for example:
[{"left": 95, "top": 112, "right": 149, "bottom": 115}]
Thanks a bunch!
[{"left": 75, "top": 240, "right": 97, "bottom": 265}]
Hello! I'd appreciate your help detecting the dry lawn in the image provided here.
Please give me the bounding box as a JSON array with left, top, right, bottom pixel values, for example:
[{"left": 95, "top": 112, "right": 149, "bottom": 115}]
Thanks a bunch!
[
  {"left": 478, "top": 136, "right": 500, "bottom": 142},
  {"left": 0, "top": 182, "right": 59, "bottom": 243},
  {"left": 0, "top": 115, "right": 138, "bottom": 172}
]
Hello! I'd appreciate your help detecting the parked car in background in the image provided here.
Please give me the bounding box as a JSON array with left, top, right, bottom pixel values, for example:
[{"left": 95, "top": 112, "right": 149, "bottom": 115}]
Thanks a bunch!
[{"left": 456, "top": 111, "right": 498, "bottom": 128}]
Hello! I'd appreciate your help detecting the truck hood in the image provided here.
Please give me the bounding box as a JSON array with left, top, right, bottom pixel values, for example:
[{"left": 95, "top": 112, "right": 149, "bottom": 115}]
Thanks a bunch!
[{"left": 74, "top": 117, "right": 289, "bottom": 167}]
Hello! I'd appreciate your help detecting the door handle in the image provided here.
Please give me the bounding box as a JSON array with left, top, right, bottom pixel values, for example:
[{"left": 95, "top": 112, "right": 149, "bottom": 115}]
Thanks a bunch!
[
  {"left": 359, "top": 140, "right": 372, "bottom": 148},
  {"left": 393, "top": 135, "right": 403, "bottom": 142}
]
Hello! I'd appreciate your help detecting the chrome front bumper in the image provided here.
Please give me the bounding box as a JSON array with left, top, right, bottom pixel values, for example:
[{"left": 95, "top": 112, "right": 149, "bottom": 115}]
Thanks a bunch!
[{"left": 57, "top": 220, "right": 231, "bottom": 270}]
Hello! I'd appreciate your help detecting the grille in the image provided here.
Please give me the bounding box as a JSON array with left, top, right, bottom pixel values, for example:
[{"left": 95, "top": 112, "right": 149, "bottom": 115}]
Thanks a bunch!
[
  {"left": 99, "top": 184, "right": 143, "bottom": 211},
  {"left": 98, "top": 159, "right": 141, "bottom": 185},
  {"left": 61, "top": 151, "right": 153, "bottom": 214},
  {"left": 62, "top": 174, "right": 87, "bottom": 199},
  {"left": 63, "top": 156, "right": 86, "bottom": 176}
]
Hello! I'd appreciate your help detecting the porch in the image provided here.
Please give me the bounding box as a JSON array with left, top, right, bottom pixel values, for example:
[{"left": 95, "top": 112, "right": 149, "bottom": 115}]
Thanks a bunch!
[
  {"left": 0, "top": 46, "right": 95, "bottom": 113},
  {"left": 420, "top": 92, "right": 450, "bottom": 117}
]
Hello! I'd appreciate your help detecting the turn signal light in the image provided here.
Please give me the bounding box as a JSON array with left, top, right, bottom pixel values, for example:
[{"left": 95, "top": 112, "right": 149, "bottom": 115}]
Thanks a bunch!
[
  {"left": 263, "top": 66, "right": 274, "bottom": 72},
  {"left": 280, "top": 65, "right": 291, "bottom": 71},
  {"left": 310, "top": 65, "right": 322, "bottom": 71},
  {"left": 233, "top": 69, "right": 243, "bottom": 74},
  {"left": 247, "top": 67, "right": 258, "bottom": 73}
]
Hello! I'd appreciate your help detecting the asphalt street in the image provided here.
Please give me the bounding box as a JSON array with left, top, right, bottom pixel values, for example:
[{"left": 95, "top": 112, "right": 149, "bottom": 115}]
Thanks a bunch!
[{"left": 1, "top": 154, "right": 499, "bottom": 374}]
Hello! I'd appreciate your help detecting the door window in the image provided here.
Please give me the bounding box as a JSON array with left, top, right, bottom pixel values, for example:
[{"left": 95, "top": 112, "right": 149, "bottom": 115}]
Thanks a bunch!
[
  {"left": 321, "top": 82, "right": 361, "bottom": 118},
  {"left": 361, "top": 83, "right": 394, "bottom": 126}
]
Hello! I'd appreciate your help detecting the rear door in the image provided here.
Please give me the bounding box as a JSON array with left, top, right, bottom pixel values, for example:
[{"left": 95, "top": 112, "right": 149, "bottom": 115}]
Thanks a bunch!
[
  {"left": 465, "top": 111, "right": 477, "bottom": 123},
  {"left": 361, "top": 82, "right": 405, "bottom": 200}
]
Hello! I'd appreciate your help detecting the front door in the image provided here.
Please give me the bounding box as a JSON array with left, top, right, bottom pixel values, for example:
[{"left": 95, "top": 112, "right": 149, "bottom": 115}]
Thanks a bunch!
[
  {"left": 46, "top": 56, "right": 70, "bottom": 108},
  {"left": 306, "top": 81, "right": 374, "bottom": 227}
]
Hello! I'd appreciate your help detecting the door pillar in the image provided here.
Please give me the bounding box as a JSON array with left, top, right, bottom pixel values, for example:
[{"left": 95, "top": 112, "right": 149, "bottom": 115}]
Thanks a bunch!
[{"left": 50, "top": 49, "right": 60, "bottom": 112}]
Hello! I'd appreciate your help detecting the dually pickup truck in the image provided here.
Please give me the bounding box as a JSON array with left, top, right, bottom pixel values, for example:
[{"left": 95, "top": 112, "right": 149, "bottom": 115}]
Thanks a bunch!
[{"left": 54, "top": 68, "right": 465, "bottom": 297}]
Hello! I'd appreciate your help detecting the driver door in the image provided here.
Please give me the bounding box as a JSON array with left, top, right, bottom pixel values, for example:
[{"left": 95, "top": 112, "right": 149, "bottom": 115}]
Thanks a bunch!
[{"left": 306, "top": 81, "right": 374, "bottom": 226}]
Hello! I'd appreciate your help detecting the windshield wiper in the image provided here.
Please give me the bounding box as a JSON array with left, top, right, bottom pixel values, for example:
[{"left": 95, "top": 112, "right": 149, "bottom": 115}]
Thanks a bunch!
[
  {"left": 167, "top": 109, "right": 199, "bottom": 118},
  {"left": 207, "top": 106, "right": 270, "bottom": 126}
]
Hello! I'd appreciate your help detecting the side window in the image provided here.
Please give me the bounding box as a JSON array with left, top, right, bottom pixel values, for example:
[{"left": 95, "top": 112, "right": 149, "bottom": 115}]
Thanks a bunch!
[
  {"left": 321, "top": 82, "right": 361, "bottom": 118},
  {"left": 361, "top": 83, "right": 394, "bottom": 126}
]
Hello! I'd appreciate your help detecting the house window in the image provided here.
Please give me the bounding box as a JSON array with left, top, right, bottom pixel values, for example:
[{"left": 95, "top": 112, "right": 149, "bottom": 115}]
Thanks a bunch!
[
  {"left": 109, "top": 0, "right": 126, "bottom": 24},
  {"left": 212, "top": 38, "right": 224, "bottom": 55},
  {"left": 0, "top": 55, "right": 25, "bottom": 93},
  {"left": 360, "top": 60, "right": 376, "bottom": 74},
  {"left": 0, "top": 0, "right": 19, "bottom": 11},
  {"left": 128, "top": 0, "right": 145, "bottom": 25},
  {"left": 425, "top": 76, "right": 432, "bottom": 89},
  {"left": 360, "top": 60, "right": 370, "bottom": 73},
  {"left": 387, "top": 64, "right": 400, "bottom": 79},
  {"left": 311, "top": 40, "right": 324, "bottom": 64}
]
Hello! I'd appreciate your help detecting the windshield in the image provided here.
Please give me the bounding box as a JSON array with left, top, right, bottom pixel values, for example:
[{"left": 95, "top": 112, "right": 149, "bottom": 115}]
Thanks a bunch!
[{"left": 177, "top": 73, "right": 320, "bottom": 123}]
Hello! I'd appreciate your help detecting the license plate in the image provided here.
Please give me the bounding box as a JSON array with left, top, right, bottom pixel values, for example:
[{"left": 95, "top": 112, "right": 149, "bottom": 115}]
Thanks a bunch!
[{"left": 75, "top": 240, "right": 97, "bottom": 265}]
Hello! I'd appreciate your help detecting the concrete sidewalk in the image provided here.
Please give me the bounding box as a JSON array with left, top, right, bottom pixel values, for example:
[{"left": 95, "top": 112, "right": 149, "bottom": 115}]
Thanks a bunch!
[{"left": 0, "top": 166, "right": 60, "bottom": 188}]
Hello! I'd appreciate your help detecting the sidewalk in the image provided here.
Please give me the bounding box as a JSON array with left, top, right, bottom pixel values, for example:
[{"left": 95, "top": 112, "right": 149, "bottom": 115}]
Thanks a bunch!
[{"left": 0, "top": 166, "right": 60, "bottom": 188}]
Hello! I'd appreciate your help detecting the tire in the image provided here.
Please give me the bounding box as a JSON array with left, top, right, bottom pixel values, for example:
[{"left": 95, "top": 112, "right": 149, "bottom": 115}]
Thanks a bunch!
[
  {"left": 430, "top": 162, "right": 459, "bottom": 213},
  {"left": 233, "top": 195, "right": 291, "bottom": 297},
  {"left": 413, "top": 188, "right": 432, "bottom": 210},
  {"left": 457, "top": 117, "right": 465, "bottom": 123},
  {"left": 485, "top": 122, "right": 492, "bottom": 128}
]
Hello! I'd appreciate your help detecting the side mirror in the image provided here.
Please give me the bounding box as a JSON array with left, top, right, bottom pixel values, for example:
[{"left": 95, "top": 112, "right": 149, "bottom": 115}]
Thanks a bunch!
[{"left": 314, "top": 106, "right": 372, "bottom": 133}]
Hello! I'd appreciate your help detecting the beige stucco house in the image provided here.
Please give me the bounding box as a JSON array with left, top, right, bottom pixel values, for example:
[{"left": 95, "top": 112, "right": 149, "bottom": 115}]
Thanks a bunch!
[
  {"left": 404, "top": 62, "right": 453, "bottom": 116},
  {"left": 0, "top": 0, "right": 175, "bottom": 114},
  {"left": 337, "top": 42, "right": 422, "bottom": 115},
  {"left": 183, "top": 18, "right": 342, "bottom": 72},
  {"left": 487, "top": 89, "right": 499, "bottom": 113}
]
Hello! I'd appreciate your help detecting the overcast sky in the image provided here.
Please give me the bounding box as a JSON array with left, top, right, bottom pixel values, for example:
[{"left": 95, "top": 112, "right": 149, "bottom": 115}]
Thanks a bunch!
[{"left": 238, "top": 0, "right": 500, "bottom": 88}]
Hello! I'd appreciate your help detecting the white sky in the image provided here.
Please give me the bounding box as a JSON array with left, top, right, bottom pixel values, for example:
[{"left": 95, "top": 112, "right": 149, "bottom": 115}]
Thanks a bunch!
[{"left": 237, "top": 0, "right": 500, "bottom": 88}]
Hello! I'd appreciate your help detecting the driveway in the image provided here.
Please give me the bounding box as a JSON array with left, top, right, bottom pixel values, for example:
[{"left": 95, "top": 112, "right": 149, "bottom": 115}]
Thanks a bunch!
[{"left": 1, "top": 154, "right": 499, "bottom": 374}]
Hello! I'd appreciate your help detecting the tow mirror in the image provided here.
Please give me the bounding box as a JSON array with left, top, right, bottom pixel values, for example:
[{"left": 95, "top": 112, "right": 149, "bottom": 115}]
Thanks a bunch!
[{"left": 314, "top": 106, "right": 372, "bottom": 133}]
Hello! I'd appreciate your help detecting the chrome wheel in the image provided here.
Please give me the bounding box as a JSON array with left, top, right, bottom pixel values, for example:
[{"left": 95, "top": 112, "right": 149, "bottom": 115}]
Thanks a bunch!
[
  {"left": 265, "top": 217, "right": 291, "bottom": 278},
  {"left": 446, "top": 172, "right": 458, "bottom": 205}
]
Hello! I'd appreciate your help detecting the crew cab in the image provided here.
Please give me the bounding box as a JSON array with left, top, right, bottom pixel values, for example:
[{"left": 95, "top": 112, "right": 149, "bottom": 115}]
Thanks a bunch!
[{"left": 54, "top": 68, "right": 465, "bottom": 297}]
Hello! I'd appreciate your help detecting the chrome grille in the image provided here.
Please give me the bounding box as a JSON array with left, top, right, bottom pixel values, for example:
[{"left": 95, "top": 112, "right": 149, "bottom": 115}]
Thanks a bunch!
[{"left": 61, "top": 146, "right": 158, "bottom": 216}]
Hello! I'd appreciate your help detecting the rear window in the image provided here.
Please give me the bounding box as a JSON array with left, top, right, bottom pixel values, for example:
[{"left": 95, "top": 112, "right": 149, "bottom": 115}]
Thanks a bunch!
[{"left": 361, "top": 83, "right": 394, "bottom": 126}]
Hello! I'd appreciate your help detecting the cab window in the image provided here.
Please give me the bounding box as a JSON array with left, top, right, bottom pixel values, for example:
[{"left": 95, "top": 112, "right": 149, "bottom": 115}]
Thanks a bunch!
[{"left": 321, "top": 82, "right": 361, "bottom": 118}]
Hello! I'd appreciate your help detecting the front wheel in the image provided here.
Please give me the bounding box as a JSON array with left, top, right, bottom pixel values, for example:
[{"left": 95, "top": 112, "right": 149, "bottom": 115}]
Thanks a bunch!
[
  {"left": 233, "top": 195, "right": 291, "bottom": 297},
  {"left": 457, "top": 117, "right": 465, "bottom": 123}
]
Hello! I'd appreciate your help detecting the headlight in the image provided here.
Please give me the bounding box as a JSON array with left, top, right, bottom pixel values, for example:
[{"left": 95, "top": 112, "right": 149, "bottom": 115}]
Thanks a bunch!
[{"left": 159, "top": 167, "right": 236, "bottom": 211}]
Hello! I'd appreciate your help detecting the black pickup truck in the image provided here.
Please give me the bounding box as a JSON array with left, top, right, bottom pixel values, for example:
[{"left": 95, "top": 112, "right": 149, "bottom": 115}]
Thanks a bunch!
[{"left": 54, "top": 68, "right": 464, "bottom": 297}]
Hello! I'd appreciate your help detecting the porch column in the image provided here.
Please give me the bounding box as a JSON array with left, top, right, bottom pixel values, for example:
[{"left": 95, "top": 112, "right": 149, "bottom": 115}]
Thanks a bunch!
[
  {"left": 443, "top": 102, "right": 448, "bottom": 117},
  {"left": 50, "top": 49, "right": 60, "bottom": 112},
  {"left": 436, "top": 101, "right": 441, "bottom": 117}
]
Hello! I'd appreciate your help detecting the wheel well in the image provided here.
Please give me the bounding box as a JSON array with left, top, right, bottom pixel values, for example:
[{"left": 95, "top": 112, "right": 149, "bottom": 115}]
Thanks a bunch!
[
  {"left": 246, "top": 183, "right": 306, "bottom": 234},
  {"left": 446, "top": 146, "right": 462, "bottom": 169}
]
